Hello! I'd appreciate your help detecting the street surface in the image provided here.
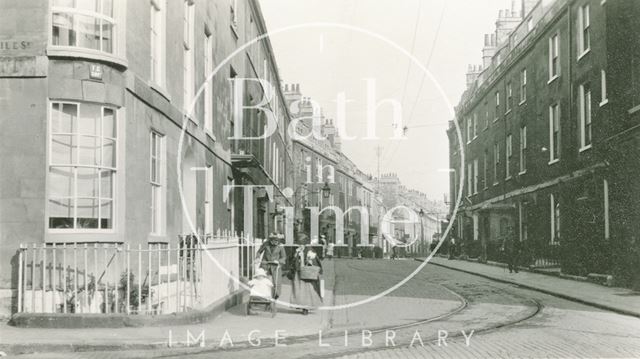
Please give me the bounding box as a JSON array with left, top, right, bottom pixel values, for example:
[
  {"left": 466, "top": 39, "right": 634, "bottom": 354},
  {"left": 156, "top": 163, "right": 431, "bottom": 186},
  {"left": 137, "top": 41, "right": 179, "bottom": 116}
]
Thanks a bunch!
[{"left": 12, "top": 259, "right": 640, "bottom": 358}]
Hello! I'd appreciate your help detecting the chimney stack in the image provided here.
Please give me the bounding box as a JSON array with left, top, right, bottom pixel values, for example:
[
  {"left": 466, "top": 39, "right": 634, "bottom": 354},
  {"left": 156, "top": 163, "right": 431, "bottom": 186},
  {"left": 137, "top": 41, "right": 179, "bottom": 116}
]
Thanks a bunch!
[{"left": 482, "top": 33, "right": 497, "bottom": 68}]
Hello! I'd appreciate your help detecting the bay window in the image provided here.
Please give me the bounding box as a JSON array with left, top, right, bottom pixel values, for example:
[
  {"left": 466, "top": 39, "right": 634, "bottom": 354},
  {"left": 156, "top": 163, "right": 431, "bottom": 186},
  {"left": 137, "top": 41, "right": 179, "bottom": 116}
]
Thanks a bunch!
[
  {"left": 52, "top": 0, "right": 116, "bottom": 54},
  {"left": 49, "top": 102, "right": 117, "bottom": 230}
]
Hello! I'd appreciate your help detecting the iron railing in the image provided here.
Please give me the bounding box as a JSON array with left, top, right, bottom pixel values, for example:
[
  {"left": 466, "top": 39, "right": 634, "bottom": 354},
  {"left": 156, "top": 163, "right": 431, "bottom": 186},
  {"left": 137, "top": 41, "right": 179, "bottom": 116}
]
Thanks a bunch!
[{"left": 17, "top": 231, "right": 262, "bottom": 315}]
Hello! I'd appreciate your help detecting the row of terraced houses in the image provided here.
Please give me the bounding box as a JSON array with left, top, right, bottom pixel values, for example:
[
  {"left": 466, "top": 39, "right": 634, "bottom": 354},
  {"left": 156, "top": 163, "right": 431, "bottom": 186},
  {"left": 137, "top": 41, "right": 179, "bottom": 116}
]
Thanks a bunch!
[{"left": 448, "top": 0, "right": 640, "bottom": 287}]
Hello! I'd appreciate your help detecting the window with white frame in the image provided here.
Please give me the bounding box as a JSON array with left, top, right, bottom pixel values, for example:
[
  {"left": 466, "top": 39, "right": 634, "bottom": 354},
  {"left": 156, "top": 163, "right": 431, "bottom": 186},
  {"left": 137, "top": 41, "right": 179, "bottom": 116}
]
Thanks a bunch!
[
  {"left": 578, "top": 4, "right": 591, "bottom": 57},
  {"left": 183, "top": 0, "right": 195, "bottom": 113},
  {"left": 204, "top": 165, "right": 213, "bottom": 237},
  {"left": 51, "top": 0, "right": 116, "bottom": 54},
  {"left": 150, "top": 0, "right": 165, "bottom": 87},
  {"left": 549, "top": 34, "right": 560, "bottom": 80},
  {"left": 483, "top": 149, "right": 489, "bottom": 189},
  {"left": 520, "top": 69, "right": 527, "bottom": 103},
  {"left": 484, "top": 101, "right": 489, "bottom": 129},
  {"left": 204, "top": 30, "right": 214, "bottom": 134},
  {"left": 519, "top": 125, "right": 527, "bottom": 173},
  {"left": 495, "top": 91, "right": 500, "bottom": 121},
  {"left": 493, "top": 142, "right": 500, "bottom": 184},
  {"left": 600, "top": 70, "right": 608, "bottom": 104},
  {"left": 579, "top": 83, "right": 592, "bottom": 149},
  {"left": 466, "top": 118, "right": 472, "bottom": 143},
  {"left": 505, "top": 134, "right": 513, "bottom": 178},
  {"left": 150, "top": 131, "right": 165, "bottom": 235},
  {"left": 506, "top": 82, "right": 513, "bottom": 112},
  {"left": 473, "top": 158, "right": 479, "bottom": 194},
  {"left": 549, "top": 103, "right": 560, "bottom": 162},
  {"left": 467, "top": 162, "right": 473, "bottom": 196},
  {"left": 550, "top": 193, "right": 560, "bottom": 244},
  {"left": 49, "top": 102, "right": 116, "bottom": 230},
  {"left": 473, "top": 113, "right": 478, "bottom": 138}
]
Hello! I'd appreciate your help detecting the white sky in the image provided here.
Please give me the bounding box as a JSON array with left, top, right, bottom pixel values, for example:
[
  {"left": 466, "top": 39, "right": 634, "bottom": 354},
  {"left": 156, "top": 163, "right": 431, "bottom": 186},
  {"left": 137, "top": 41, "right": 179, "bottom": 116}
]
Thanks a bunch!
[{"left": 260, "top": 0, "right": 517, "bottom": 200}]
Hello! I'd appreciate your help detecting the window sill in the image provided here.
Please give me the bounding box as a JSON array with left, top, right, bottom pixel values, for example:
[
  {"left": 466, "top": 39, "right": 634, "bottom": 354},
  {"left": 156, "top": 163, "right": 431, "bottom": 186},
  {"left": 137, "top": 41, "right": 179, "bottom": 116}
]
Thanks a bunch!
[
  {"left": 548, "top": 158, "right": 560, "bottom": 165},
  {"left": 47, "top": 46, "right": 128, "bottom": 69},
  {"left": 493, "top": 182, "right": 500, "bottom": 187},
  {"left": 519, "top": 99, "right": 526, "bottom": 106},
  {"left": 493, "top": 118, "right": 500, "bottom": 123},
  {"left": 505, "top": 176, "right": 512, "bottom": 181},
  {"left": 505, "top": 109, "right": 512, "bottom": 115},
  {"left": 548, "top": 75, "right": 559, "bottom": 85},
  {"left": 579, "top": 144, "right": 592, "bottom": 153},
  {"left": 518, "top": 170, "right": 527, "bottom": 176},
  {"left": 577, "top": 49, "right": 591, "bottom": 62},
  {"left": 599, "top": 99, "right": 609, "bottom": 107},
  {"left": 148, "top": 234, "right": 168, "bottom": 243}
]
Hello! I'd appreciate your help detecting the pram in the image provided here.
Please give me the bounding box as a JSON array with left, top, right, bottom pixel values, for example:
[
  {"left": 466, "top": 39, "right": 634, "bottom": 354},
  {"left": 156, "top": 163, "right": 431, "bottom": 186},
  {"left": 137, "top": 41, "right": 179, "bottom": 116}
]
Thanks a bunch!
[{"left": 245, "top": 263, "right": 279, "bottom": 317}]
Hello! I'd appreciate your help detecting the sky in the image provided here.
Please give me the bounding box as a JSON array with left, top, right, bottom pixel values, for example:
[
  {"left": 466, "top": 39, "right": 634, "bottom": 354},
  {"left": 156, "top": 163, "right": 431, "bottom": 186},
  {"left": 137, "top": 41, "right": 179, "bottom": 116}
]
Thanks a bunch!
[{"left": 260, "top": 0, "right": 519, "bottom": 201}]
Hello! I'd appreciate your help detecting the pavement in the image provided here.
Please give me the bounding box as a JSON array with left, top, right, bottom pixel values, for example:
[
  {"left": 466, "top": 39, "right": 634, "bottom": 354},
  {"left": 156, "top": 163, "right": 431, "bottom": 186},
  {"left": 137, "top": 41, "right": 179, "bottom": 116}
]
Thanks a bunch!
[
  {"left": 421, "top": 256, "right": 640, "bottom": 318},
  {"left": 0, "top": 263, "right": 335, "bottom": 356},
  {"left": 0, "top": 259, "right": 463, "bottom": 356}
]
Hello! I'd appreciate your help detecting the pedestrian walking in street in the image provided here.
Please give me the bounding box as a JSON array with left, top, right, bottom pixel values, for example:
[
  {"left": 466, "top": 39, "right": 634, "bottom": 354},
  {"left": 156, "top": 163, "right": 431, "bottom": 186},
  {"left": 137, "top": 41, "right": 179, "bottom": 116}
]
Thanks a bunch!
[
  {"left": 501, "top": 226, "right": 521, "bottom": 273},
  {"left": 289, "top": 245, "right": 323, "bottom": 315},
  {"left": 326, "top": 242, "right": 335, "bottom": 260},
  {"left": 448, "top": 236, "right": 456, "bottom": 259},
  {"left": 257, "top": 232, "right": 287, "bottom": 299}
]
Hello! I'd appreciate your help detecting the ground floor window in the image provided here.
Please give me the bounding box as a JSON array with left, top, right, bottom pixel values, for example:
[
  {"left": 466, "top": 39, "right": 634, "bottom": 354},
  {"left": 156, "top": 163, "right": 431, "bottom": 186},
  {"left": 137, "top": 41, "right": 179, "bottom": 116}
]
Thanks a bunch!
[{"left": 48, "top": 101, "right": 117, "bottom": 230}]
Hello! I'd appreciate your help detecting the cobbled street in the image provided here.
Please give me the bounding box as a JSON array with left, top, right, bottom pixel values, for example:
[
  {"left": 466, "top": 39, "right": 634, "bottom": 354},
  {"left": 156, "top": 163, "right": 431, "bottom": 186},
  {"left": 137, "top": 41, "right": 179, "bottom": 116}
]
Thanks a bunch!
[{"left": 16, "top": 259, "right": 640, "bottom": 358}]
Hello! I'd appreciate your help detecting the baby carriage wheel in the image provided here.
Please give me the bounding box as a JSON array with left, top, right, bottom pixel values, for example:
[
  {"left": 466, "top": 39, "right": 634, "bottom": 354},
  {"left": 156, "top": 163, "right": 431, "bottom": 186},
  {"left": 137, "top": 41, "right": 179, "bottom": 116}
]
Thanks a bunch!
[
  {"left": 245, "top": 302, "right": 252, "bottom": 316},
  {"left": 270, "top": 301, "right": 277, "bottom": 317}
]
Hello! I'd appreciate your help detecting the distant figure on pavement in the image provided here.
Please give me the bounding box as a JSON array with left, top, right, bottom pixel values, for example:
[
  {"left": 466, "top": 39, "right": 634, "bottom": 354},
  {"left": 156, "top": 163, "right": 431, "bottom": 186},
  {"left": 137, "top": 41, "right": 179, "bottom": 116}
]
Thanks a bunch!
[
  {"left": 501, "top": 226, "right": 521, "bottom": 273},
  {"left": 448, "top": 236, "right": 456, "bottom": 259}
]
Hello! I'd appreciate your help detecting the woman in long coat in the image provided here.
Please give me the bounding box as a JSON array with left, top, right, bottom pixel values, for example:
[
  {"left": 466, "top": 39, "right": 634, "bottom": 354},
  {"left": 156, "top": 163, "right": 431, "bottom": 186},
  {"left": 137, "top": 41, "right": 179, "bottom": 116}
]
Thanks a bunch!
[{"left": 289, "top": 245, "right": 323, "bottom": 314}]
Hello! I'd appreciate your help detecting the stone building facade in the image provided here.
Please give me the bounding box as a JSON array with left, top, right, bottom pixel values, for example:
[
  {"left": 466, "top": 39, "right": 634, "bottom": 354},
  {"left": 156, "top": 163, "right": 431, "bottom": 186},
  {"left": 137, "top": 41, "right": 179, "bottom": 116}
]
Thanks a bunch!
[
  {"left": 0, "top": 0, "right": 292, "bottom": 316},
  {"left": 448, "top": 0, "right": 640, "bottom": 284}
]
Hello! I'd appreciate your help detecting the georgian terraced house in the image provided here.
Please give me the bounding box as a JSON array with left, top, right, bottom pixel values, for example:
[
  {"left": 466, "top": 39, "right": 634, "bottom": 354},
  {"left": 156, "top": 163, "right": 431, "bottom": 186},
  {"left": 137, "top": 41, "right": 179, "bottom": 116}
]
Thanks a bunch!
[
  {"left": 0, "top": 0, "right": 293, "bottom": 317},
  {"left": 448, "top": 0, "right": 640, "bottom": 286}
]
